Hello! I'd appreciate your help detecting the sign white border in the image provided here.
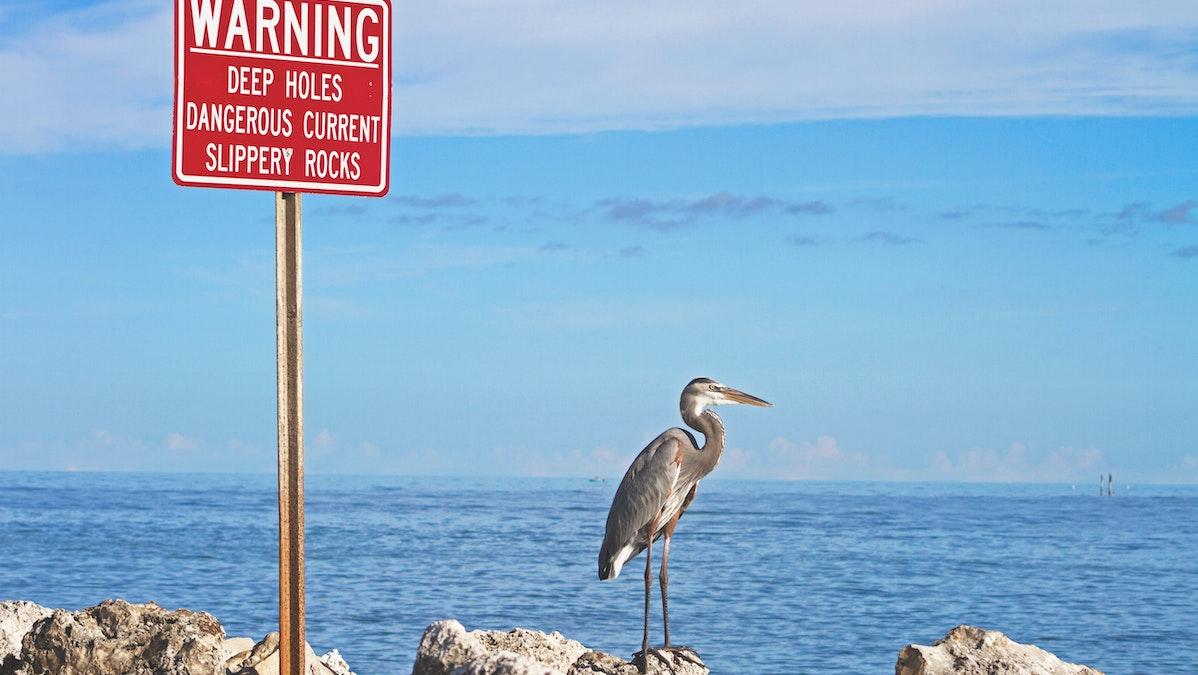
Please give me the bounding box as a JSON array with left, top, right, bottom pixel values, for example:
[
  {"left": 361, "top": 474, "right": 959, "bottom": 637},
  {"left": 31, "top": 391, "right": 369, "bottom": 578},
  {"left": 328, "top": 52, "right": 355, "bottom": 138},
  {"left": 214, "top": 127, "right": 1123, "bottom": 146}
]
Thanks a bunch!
[{"left": 173, "top": 0, "right": 390, "bottom": 195}]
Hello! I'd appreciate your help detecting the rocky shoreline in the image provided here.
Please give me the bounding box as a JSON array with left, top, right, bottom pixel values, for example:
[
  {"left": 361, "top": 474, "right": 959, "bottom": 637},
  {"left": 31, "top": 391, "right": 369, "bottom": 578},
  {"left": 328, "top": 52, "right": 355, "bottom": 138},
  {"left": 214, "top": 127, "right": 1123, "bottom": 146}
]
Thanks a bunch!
[
  {"left": 2, "top": 599, "right": 1104, "bottom": 674},
  {"left": 0, "top": 600, "right": 352, "bottom": 675}
]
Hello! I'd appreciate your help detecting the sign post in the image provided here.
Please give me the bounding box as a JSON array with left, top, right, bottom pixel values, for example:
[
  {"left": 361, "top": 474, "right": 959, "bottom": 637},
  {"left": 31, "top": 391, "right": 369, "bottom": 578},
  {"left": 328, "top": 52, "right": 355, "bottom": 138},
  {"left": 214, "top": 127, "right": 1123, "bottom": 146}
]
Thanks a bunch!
[
  {"left": 275, "top": 191, "right": 305, "bottom": 675},
  {"left": 173, "top": 2, "right": 392, "bottom": 673}
]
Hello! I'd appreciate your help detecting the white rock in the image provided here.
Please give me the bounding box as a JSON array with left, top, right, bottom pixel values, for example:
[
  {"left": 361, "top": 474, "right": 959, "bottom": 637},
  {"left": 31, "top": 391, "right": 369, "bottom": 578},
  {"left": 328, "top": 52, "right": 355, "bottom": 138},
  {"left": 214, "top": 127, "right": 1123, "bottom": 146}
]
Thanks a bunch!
[
  {"left": 223, "top": 637, "right": 257, "bottom": 665},
  {"left": 320, "top": 649, "right": 355, "bottom": 675},
  {"left": 411, "top": 620, "right": 707, "bottom": 675},
  {"left": 229, "top": 631, "right": 348, "bottom": 675},
  {"left": 413, "top": 620, "right": 491, "bottom": 675},
  {"left": 0, "top": 601, "right": 52, "bottom": 666},
  {"left": 896, "top": 625, "right": 1104, "bottom": 675},
  {"left": 451, "top": 651, "right": 564, "bottom": 675},
  {"left": 474, "top": 628, "right": 586, "bottom": 673}
]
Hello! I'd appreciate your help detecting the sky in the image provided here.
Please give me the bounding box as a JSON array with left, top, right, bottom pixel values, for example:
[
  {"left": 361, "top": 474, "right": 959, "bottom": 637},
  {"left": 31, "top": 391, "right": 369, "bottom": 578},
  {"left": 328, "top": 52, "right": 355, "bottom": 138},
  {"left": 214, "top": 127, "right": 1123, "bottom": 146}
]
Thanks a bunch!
[{"left": 1, "top": 1, "right": 1196, "bottom": 482}]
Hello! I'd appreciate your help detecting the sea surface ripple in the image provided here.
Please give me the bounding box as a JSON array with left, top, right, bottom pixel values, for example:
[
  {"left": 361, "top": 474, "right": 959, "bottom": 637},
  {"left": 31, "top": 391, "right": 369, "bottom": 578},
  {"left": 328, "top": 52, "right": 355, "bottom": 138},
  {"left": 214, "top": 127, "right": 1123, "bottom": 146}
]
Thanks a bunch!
[{"left": 1, "top": 473, "right": 1195, "bottom": 674}]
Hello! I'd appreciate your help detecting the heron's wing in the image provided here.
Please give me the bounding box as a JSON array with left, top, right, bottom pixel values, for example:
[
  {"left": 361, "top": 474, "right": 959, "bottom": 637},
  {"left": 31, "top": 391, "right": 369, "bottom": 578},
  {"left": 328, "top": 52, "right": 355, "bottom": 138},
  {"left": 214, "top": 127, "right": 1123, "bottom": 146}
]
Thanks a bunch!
[{"left": 598, "top": 430, "right": 686, "bottom": 579}]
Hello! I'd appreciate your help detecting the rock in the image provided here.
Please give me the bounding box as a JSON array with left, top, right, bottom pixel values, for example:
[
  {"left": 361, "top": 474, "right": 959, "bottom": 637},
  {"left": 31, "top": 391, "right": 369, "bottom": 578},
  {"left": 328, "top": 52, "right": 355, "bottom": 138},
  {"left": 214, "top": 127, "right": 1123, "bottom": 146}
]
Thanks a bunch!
[
  {"left": 622, "top": 651, "right": 707, "bottom": 675},
  {"left": 412, "top": 621, "right": 707, "bottom": 675},
  {"left": 319, "top": 650, "right": 354, "bottom": 675},
  {"left": 452, "top": 651, "right": 562, "bottom": 675},
  {"left": 896, "top": 625, "right": 1104, "bottom": 675},
  {"left": 413, "top": 621, "right": 491, "bottom": 675},
  {"left": 222, "top": 637, "right": 257, "bottom": 668},
  {"left": 4, "top": 599, "right": 225, "bottom": 675},
  {"left": 228, "top": 631, "right": 352, "bottom": 675},
  {"left": 567, "top": 651, "right": 638, "bottom": 675},
  {"left": 0, "top": 600, "right": 353, "bottom": 675},
  {"left": 0, "top": 602, "right": 52, "bottom": 667},
  {"left": 474, "top": 628, "right": 587, "bottom": 673}
]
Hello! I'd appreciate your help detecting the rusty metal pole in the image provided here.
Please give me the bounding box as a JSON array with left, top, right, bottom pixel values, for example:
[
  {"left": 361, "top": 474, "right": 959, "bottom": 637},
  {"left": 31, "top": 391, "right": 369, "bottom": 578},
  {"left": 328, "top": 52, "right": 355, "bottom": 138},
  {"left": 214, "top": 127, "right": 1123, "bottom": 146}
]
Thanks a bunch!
[{"left": 275, "top": 191, "right": 305, "bottom": 675}]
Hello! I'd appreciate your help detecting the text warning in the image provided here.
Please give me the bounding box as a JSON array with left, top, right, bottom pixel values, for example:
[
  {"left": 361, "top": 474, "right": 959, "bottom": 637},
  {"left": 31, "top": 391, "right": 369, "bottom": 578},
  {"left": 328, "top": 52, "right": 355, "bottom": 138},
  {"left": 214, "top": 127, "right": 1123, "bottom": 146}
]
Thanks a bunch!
[{"left": 173, "top": 0, "right": 392, "bottom": 196}]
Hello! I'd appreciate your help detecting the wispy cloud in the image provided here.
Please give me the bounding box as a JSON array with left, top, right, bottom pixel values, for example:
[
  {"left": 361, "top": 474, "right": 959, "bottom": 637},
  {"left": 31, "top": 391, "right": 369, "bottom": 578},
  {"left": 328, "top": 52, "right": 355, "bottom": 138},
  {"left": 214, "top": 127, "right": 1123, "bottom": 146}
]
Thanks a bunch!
[
  {"left": 1115, "top": 199, "right": 1198, "bottom": 227},
  {"left": 491, "top": 445, "right": 634, "bottom": 478},
  {"left": 721, "top": 437, "right": 1108, "bottom": 482},
  {"left": 785, "top": 201, "right": 834, "bottom": 215},
  {"left": 5, "top": 1, "right": 1198, "bottom": 152},
  {"left": 391, "top": 193, "right": 478, "bottom": 209},
  {"left": 929, "top": 443, "right": 1104, "bottom": 483},
  {"left": 1156, "top": 200, "right": 1197, "bottom": 225},
  {"left": 988, "top": 220, "right": 1052, "bottom": 231},
  {"left": 596, "top": 192, "right": 834, "bottom": 230},
  {"left": 164, "top": 432, "right": 201, "bottom": 452},
  {"left": 390, "top": 213, "right": 491, "bottom": 229},
  {"left": 385, "top": 3, "right": 1198, "bottom": 134},
  {"left": 937, "top": 210, "right": 970, "bottom": 221},
  {"left": 310, "top": 204, "right": 368, "bottom": 219},
  {"left": 0, "top": 0, "right": 170, "bottom": 153},
  {"left": 538, "top": 241, "right": 569, "bottom": 254},
  {"left": 855, "top": 230, "right": 919, "bottom": 245},
  {"left": 724, "top": 435, "right": 873, "bottom": 480}
]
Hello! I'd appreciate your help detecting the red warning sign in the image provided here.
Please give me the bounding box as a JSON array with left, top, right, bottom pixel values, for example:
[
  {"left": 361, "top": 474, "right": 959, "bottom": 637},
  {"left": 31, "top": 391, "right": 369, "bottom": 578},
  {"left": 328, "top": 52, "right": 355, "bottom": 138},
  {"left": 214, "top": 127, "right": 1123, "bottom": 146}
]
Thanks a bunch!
[{"left": 173, "top": 0, "right": 391, "bottom": 196}]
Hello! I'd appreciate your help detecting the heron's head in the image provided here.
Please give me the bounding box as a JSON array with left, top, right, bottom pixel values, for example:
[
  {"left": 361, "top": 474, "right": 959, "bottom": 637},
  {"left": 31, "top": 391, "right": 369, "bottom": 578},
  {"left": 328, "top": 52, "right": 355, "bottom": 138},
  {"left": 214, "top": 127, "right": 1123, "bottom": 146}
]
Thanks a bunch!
[{"left": 681, "top": 377, "right": 772, "bottom": 417}]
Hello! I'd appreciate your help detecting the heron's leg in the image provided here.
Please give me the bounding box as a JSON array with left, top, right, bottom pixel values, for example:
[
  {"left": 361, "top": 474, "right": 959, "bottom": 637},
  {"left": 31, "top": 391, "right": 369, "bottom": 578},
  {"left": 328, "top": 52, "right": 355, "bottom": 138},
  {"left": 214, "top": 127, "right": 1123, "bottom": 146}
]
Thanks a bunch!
[
  {"left": 657, "top": 519, "right": 702, "bottom": 668},
  {"left": 660, "top": 533, "right": 671, "bottom": 648},
  {"left": 642, "top": 536, "right": 652, "bottom": 668}
]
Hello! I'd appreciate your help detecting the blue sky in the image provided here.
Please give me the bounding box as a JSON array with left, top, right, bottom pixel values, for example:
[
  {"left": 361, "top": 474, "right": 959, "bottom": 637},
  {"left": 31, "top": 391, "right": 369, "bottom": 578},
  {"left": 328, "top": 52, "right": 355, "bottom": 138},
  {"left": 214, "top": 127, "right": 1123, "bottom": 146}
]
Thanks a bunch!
[{"left": 1, "top": 1, "right": 1196, "bottom": 482}]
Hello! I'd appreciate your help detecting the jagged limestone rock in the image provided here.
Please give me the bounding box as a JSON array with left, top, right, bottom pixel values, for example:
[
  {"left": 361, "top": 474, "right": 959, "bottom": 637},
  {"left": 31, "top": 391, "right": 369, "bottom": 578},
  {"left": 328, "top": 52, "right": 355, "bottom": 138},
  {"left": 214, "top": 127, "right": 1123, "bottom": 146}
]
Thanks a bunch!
[
  {"left": 0, "top": 602, "right": 52, "bottom": 668},
  {"left": 6, "top": 599, "right": 225, "bottom": 675},
  {"left": 474, "top": 628, "right": 587, "bottom": 673},
  {"left": 567, "top": 651, "right": 639, "bottom": 675},
  {"left": 451, "top": 651, "right": 562, "bottom": 675},
  {"left": 412, "top": 621, "right": 493, "bottom": 675},
  {"left": 318, "top": 649, "right": 354, "bottom": 675},
  {"left": 0, "top": 600, "right": 353, "bottom": 675},
  {"left": 412, "top": 620, "right": 707, "bottom": 675},
  {"left": 896, "top": 625, "right": 1104, "bottom": 675},
  {"left": 227, "top": 631, "right": 354, "bottom": 675}
]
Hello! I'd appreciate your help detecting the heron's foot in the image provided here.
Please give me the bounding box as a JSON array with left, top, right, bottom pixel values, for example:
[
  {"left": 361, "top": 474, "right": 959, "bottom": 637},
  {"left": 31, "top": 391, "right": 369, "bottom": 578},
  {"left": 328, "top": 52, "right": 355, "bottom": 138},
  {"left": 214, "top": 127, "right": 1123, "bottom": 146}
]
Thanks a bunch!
[
  {"left": 631, "top": 647, "right": 677, "bottom": 674},
  {"left": 662, "top": 645, "right": 703, "bottom": 666}
]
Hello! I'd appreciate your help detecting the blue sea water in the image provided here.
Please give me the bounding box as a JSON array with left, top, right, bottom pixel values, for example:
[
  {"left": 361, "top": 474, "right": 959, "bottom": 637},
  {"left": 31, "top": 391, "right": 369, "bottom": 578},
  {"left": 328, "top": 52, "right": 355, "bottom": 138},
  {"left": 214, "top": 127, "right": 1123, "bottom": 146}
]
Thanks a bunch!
[{"left": 1, "top": 473, "right": 1195, "bottom": 674}]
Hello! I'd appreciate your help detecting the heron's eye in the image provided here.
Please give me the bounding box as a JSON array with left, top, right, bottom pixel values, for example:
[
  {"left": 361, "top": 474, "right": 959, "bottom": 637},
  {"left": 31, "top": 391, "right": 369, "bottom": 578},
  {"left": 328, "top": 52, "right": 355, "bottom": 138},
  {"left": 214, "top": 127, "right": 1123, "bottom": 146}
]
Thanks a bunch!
[{"left": 708, "top": 384, "right": 717, "bottom": 391}]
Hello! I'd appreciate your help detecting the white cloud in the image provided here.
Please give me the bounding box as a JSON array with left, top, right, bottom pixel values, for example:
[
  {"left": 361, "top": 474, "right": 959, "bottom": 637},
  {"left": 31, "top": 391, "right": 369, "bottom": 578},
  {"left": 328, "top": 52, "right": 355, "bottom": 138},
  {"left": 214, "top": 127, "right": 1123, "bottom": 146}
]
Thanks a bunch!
[
  {"left": 164, "top": 432, "right": 201, "bottom": 451},
  {"left": 724, "top": 435, "right": 875, "bottom": 480},
  {"left": 491, "top": 445, "right": 635, "bottom": 478},
  {"left": 928, "top": 442, "right": 1104, "bottom": 482},
  {"left": 3, "top": 1, "right": 1197, "bottom": 152},
  {"left": 0, "top": 0, "right": 171, "bottom": 153},
  {"left": 723, "top": 436, "right": 1107, "bottom": 482},
  {"left": 310, "top": 428, "right": 336, "bottom": 457}
]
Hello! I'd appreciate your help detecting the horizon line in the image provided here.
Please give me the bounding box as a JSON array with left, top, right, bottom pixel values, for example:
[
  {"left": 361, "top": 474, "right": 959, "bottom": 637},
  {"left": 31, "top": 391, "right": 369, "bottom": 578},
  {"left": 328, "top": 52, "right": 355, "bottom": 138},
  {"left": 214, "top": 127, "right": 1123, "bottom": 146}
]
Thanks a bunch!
[{"left": 0, "top": 468, "right": 1193, "bottom": 487}]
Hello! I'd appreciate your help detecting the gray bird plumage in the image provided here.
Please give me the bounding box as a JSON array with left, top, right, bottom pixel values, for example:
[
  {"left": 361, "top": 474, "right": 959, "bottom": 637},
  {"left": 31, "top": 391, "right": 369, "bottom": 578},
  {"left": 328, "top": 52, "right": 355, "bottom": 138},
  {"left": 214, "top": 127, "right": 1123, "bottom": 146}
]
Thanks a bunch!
[
  {"left": 596, "top": 377, "right": 770, "bottom": 670},
  {"left": 598, "top": 429, "right": 691, "bottom": 580}
]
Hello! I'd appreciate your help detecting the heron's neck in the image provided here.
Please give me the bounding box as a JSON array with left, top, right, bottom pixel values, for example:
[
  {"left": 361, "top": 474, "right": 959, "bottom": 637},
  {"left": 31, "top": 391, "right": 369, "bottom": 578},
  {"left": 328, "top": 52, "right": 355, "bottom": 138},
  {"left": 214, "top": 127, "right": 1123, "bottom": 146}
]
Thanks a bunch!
[{"left": 683, "top": 407, "right": 726, "bottom": 476}]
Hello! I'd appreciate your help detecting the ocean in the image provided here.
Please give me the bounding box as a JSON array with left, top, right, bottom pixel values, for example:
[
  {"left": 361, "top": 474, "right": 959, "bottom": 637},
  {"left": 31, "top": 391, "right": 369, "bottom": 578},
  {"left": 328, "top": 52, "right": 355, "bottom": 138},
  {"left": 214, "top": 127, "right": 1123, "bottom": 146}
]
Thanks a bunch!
[{"left": 1, "top": 472, "right": 1195, "bottom": 674}]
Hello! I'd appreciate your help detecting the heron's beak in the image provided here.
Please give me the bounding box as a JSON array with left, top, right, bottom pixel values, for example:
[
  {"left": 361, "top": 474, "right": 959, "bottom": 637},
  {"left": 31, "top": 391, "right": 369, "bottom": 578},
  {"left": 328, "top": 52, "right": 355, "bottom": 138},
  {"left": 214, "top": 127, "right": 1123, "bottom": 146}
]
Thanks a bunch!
[{"left": 721, "top": 387, "right": 772, "bottom": 407}]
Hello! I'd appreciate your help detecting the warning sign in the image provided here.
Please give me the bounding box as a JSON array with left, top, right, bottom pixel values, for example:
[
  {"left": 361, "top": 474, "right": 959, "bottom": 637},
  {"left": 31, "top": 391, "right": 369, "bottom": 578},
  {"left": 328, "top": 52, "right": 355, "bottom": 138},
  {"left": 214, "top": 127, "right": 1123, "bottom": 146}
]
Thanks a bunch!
[{"left": 172, "top": 0, "right": 391, "bottom": 196}]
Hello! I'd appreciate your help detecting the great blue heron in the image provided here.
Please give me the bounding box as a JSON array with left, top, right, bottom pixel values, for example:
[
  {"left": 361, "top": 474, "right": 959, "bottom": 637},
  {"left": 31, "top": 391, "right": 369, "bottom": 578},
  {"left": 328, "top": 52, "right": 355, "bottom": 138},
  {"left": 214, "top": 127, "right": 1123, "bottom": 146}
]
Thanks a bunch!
[{"left": 598, "top": 377, "right": 771, "bottom": 671}]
